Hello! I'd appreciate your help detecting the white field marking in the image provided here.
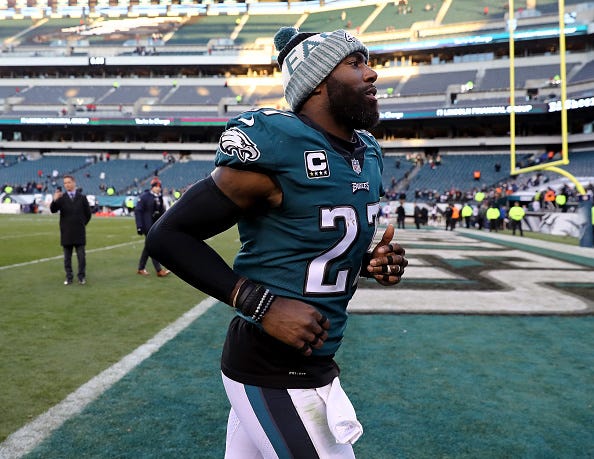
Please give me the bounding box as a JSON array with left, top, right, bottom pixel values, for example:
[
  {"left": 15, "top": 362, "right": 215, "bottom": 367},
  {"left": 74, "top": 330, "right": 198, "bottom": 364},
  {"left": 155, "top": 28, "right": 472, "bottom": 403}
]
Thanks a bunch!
[
  {"left": 0, "top": 240, "right": 139, "bottom": 271},
  {"left": 352, "top": 268, "right": 594, "bottom": 313},
  {"left": 354, "top": 229, "right": 594, "bottom": 314},
  {"left": 353, "top": 244, "right": 594, "bottom": 314},
  {"left": 0, "top": 232, "right": 55, "bottom": 240},
  {"left": 0, "top": 297, "right": 218, "bottom": 459}
]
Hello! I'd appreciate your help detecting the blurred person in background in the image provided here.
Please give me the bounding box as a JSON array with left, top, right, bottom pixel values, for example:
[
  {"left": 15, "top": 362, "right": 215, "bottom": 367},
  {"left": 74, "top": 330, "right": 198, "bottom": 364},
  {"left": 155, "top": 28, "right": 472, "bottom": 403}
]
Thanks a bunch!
[
  {"left": 135, "top": 177, "right": 169, "bottom": 277},
  {"left": 509, "top": 201, "right": 526, "bottom": 236}
]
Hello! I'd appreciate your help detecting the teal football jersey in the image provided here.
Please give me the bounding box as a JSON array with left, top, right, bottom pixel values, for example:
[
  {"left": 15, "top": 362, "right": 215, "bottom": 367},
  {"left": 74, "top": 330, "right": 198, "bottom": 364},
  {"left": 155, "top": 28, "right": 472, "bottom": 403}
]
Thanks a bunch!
[{"left": 215, "top": 108, "right": 384, "bottom": 355}]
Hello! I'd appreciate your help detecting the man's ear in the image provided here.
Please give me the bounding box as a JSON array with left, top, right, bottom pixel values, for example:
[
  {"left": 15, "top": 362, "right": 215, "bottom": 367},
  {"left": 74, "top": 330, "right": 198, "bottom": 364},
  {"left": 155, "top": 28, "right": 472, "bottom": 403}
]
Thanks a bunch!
[
  {"left": 313, "top": 78, "right": 332, "bottom": 100},
  {"left": 301, "top": 82, "right": 327, "bottom": 112},
  {"left": 310, "top": 84, "right": 324, "bottom": 97}
]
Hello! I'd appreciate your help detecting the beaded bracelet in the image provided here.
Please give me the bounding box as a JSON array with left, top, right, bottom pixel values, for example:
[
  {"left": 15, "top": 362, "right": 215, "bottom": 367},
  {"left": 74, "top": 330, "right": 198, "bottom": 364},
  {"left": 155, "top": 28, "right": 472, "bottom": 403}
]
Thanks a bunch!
[{"left": 233, "top": 279, "right": 276, "bottom": 323}]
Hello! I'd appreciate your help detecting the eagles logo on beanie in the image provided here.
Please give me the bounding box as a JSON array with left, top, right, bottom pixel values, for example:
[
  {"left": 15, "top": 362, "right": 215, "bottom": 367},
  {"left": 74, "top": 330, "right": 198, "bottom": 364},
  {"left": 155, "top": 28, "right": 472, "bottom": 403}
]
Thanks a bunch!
[{"left": 274, "top": 26, "right": 369, "bottom": 112}]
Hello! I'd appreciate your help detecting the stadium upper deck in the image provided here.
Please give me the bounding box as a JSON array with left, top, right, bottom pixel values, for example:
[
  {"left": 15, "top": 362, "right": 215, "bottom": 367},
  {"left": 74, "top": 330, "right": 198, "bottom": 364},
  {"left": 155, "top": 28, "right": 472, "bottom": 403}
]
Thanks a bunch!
[
  {"left": 0, "top": 0, "right": 593, "bottom": 157},
  {"left": 1, "top": 0, "right": 590, "bottom": 61}
]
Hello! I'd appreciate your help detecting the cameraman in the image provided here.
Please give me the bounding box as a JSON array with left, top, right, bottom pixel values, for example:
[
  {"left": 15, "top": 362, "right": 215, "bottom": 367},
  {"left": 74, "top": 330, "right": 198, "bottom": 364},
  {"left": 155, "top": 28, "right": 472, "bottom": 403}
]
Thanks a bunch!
[{"left": 134, "top": 177, "right": 169, "bottom": 277}]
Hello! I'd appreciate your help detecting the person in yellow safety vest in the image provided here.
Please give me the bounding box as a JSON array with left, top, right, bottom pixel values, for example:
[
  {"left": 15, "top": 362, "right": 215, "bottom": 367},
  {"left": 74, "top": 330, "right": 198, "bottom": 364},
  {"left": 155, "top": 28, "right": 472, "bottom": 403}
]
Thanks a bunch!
[
  {"left": 461, "top": 203, "right": 473, "bottom": 228},
  {"left": 486, "top": 204, "right": 500, "bottom": 232},
  {"left": 4, "top": 185, "right": 13, "bottom": 194},
  {"left": 590, "top": 206, "right": 594, "bottom": 241},
  {"left": 508, "top": 201, "right": 525, "bottom": 236},
  {"left": 124, "top": 196, "right": 136, "bottom": 215},
  {"left": 169, "top": 190, "right": 182, "bottom": 206},
  {"left": 555, "top": 193, "right": 567, "bottom": 212}
]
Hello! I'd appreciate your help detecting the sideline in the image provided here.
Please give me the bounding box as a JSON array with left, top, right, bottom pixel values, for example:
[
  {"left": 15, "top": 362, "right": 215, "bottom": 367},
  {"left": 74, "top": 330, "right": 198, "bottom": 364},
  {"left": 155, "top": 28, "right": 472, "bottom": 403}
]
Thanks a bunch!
[
  {"left": 458, "top": 228, "right": 594, "bottom": 268},
  {"left": 0, "top": 298, "right": 218, "bottom": 459},
  {"left": 0, "top": 240, "right": 139, "bottom": 271}
]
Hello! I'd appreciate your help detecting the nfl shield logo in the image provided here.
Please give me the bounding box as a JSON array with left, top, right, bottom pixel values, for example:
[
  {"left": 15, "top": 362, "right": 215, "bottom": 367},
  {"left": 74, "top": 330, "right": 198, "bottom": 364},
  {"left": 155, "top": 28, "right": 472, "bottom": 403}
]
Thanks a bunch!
[{"left": 351, "top": 159, "right": 361, "bottom": 174}]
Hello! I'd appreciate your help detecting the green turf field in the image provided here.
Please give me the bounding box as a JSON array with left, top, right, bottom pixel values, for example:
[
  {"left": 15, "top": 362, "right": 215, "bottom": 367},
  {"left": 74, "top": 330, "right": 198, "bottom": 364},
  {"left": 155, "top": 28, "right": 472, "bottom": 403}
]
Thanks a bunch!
[
  {"left": 1, "top": 214, "right": 593, "bottom": 458},
  {"left": 20, "top": 309, "right": 594, "bottom": 459},
  {"left": 0, "top": 214, "right": 239, "bottom": 443}
]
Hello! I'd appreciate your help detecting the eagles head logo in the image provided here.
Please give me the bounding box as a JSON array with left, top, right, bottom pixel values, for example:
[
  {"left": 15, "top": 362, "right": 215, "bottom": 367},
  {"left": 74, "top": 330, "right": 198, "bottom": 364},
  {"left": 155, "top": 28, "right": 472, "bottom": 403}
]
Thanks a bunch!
[{"left": 219, "top": 127, "right": 261, "bottom": 162}]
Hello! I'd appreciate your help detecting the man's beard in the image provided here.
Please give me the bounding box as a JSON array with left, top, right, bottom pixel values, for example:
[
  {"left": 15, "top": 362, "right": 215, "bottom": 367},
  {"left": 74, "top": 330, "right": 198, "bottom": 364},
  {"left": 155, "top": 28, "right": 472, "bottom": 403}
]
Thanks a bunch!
[{"left": 326, "top": 75, "right": 379, "bottom": 131}]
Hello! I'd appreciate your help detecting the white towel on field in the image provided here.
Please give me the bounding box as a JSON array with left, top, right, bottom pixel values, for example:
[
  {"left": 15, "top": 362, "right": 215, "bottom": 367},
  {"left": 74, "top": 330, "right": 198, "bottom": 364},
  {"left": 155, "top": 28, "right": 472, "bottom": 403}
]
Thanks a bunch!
[{"left": 316, "top": 377, "right": 363, "bottom": 445}]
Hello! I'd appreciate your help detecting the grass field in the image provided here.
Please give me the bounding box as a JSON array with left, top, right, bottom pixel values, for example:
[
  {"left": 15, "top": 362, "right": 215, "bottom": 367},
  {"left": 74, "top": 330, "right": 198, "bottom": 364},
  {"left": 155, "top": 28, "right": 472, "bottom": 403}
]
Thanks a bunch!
[
  {"left": 2, "top": 214, "right": 593, "bottom": 458},
  {"left": 0, "top": 214, "right": 239, "bottom": 443}
]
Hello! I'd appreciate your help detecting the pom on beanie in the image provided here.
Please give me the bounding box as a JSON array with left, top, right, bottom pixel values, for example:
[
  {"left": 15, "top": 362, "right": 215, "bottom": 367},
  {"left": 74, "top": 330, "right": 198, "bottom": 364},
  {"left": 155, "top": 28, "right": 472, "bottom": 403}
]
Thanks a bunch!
[
  {"left": 274, "top": 26, "right": 299, "bottom": 53},
  {"left": 273, "top": 27, "right": 368, "bottom": 111}
]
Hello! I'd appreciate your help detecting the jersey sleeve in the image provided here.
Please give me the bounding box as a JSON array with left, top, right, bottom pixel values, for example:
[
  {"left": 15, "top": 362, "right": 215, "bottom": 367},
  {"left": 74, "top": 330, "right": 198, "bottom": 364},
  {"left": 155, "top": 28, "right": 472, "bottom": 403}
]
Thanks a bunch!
[{"left": 215, "top": 109, "right": 300, "bottom": 173}]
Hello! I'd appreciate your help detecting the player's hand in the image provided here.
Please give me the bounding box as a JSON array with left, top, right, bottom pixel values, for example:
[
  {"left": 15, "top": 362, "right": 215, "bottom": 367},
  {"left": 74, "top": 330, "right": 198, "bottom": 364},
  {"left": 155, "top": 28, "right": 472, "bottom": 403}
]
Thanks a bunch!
[
  {"left": 365, "top": 224, "right": 407, "bottom": 286},
  {"left": 137, "top": 228, "right": 144, "bottom": 235},
  {"left": 261, "top": 297, "right": 330, "bottom": 356}
]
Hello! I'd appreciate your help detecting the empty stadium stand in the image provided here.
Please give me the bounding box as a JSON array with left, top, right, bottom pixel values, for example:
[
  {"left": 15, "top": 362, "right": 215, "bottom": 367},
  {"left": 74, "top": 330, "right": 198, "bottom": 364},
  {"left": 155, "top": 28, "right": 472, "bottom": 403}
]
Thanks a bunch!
[
  {"left": 73, "top": 158, "right": 166, "bottom": 194},
  {"left": 405, "top": 154, "right": 512, "bottom": 196},
  {"left": 155, "top": 159, "right": 215, "bottom": 190},
  {"left": 0, "top": 0, "right": 591, "bottom": 201},
  {"left": 235, "top": 14, "right": 301, "bottom": 46},
  {"left": 481, "top": 64, "right": 576, "bottom": 90},
  {"left": 399, "top": 70, "right": 478, "bottom": 96},
  {"left": 164, "top": 83, "right": 238, "bottom": 105},
  {"left": 570, "top": 60, "right": 594, "bottom": 83},
  {"left": 167, "top": 16, "right": 239, "bottom": 46}
]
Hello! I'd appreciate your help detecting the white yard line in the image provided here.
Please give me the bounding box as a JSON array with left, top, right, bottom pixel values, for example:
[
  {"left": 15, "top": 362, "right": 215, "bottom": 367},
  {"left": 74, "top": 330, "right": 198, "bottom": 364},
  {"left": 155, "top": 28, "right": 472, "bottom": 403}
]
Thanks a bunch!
[
  {"left": 0, "top": 232, "right": 55, "bottom": 240},
  {"left": 0, "top": 241, "right": 139, "bottom": 271},
  {"left": 0, "top": 297, "right": 217, "bottom": 459}
]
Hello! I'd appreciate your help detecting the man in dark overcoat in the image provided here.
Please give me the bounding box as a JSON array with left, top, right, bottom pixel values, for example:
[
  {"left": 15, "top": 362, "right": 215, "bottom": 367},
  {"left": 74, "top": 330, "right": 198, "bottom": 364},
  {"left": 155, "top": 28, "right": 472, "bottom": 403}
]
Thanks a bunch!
[{"left": 50, "top": 174, "right": 92, "bottom": 285}]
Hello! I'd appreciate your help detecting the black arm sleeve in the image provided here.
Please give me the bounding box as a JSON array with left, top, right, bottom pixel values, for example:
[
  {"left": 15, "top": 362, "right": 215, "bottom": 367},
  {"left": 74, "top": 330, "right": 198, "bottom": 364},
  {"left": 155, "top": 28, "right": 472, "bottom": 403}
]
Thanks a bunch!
[{"left": 146, "top": 175, "right": 242, "bottom": 305}]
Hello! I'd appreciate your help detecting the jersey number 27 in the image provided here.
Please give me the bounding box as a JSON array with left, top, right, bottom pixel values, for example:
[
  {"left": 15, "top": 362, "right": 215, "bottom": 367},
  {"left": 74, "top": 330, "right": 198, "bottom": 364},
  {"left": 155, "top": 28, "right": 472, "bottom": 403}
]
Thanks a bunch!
[{"left": 305, "top": 203, "right": 380, "bottom": 295}]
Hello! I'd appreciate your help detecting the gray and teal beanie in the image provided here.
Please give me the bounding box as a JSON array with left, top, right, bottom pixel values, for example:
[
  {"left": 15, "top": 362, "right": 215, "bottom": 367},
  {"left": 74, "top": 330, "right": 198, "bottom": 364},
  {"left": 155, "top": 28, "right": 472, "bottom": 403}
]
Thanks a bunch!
[{"left": 274, "top": 27, "right": 369, "bottom": 111}]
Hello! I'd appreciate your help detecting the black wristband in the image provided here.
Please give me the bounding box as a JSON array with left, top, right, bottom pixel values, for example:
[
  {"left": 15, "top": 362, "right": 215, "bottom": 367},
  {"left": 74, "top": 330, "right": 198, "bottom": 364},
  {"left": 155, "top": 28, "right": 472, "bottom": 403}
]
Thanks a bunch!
[
  {"left": 360, "top": 252, "right": 374, "bottom": 278},
  {"left": 234, "top": 279, "right": 275, "bottom": 322}
]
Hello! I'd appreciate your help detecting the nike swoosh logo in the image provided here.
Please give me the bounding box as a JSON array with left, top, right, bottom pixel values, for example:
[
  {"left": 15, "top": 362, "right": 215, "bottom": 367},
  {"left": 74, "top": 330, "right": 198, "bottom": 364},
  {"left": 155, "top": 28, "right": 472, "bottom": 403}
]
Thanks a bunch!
[{"left": 238, "top": 116, "right": 255, "bottom": 127}]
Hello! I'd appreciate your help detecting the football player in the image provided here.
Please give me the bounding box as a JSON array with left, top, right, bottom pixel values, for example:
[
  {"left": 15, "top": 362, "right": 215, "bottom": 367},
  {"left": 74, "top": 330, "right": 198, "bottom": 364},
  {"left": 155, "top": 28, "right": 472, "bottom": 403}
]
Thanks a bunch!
[{"left": 148, "top": 26, "right": 408, "bottom": 458}]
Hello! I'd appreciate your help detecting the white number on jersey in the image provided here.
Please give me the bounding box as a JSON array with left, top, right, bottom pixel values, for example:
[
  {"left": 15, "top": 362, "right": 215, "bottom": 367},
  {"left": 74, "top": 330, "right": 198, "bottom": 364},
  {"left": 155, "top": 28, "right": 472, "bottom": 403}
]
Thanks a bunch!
[{"left": 305, "top": 203, "right": 379, "bottom": 294}]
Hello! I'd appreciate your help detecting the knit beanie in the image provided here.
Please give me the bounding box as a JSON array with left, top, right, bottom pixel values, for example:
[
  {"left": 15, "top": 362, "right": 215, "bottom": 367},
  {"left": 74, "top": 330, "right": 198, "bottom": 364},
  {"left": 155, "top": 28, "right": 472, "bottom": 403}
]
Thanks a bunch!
[{"left": 274, "top": 26, "right": 369, "bottom": 111}]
